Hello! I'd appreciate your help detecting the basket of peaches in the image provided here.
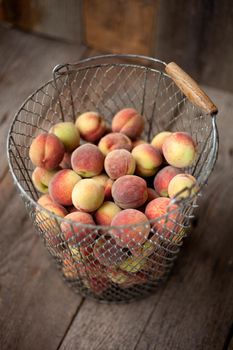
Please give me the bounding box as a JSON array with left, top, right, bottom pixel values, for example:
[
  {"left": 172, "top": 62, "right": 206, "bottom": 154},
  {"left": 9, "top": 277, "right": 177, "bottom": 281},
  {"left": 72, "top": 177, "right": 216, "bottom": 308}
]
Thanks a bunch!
[{"left": 29, "top": 108, "right": 198, "bottom": 301}]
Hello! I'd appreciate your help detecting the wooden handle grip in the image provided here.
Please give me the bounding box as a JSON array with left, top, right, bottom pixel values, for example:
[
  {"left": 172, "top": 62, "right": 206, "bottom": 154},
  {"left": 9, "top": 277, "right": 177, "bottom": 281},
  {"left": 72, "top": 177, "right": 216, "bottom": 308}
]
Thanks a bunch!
[{"left": 165, "top": 62, "right": 218, "bottom": 115}]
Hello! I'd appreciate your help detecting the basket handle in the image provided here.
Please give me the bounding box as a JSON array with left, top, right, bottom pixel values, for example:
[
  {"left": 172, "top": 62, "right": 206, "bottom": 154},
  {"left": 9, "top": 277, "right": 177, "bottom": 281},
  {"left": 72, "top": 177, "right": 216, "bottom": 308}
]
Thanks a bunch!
[{"left": 165, "top": 62, "right": 218, "bottom": 115}]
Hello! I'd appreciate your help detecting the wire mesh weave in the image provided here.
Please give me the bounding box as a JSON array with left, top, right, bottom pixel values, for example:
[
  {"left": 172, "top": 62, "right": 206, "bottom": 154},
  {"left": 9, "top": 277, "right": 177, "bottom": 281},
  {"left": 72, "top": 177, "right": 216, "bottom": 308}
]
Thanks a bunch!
[{"left": 7, "top": 55, "right": 218, "bottom": 303}]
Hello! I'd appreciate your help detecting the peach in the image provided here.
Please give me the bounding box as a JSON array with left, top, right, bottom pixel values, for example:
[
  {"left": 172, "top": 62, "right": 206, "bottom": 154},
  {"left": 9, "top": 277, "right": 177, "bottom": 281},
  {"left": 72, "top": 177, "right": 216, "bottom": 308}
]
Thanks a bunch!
[
  {"left": 61, "top": 211, "right": 96, "bottom": 247},
  {"left": 37, "top": 194, "right": 54, "bottom": 207},
  {"left": 42, "top": 202, "right": 68, "bottom": 217},
  {"left": 59, "top": 152, "right": 72, "bottom": 169},
  {"left": 75, "top": 111, "right": 106, "bottom": 142},
  {"left": 92, "top": 174, "right": 113, "bottom": 200},
  {"left": 72, "top": 179, "right": 105, "bottom": 212},
  {"left": 119, "top": 255, "right": 147, "bottom": 273},
  {"left": 35, "top": 201, "right": 68, "bottom": 234},
  {"left": 49, "top": 121, "right": 80, "bottom": 152},
  {"left": 153, "top": 166, "right": 182, "bottom": 197},
  {"left": 111, "top": 209, "right": 150, "bottom": 249},
  {"left": 98, "top": 132, "right": 132, "bottom": 156},
  {"left": 71, "top": 143, "right": 104, "bottom": 177},
  {"left": 112, "top": 108, "right": 144, "bottom": 139},
  {"left": 151, "top": 131, "right": 172, "bottom": 152},
  {"left": 147, "top": 188, "right": 159, "bottom": 202},
  {"left": 94, "top": 201, "right": 121, "bottom": 226},
  {"left": 132, "top": 144, "right": 163, "bottom": 177},
  {"left": 62, "top": 256, "right": 80, "bottom": 280},
  {"left": 111, "top": 175, "right": 148, "bottom": 209},
  {"left": 145, "top": 197, "right": 181, "bottom": 239},
  {"left": 93, "top": 236, "right": 128, "bottom": 266},
  {"left": 49, "top": 169, "right": 81, "bottom": 206},
  {"left": 132, "top": 139, "right": 148, "bottom": 148},
  {"left": 32, "top": 167, "right": 57, "bottom": 193},
  {"left": 107, "top": 268, "right": 146, "bottom": 287},
  {"left": 168, "top": 173, "right": 199, "bottom": 199},
  {"left": 104, "top": 149, "right": 135, "bottom": 180},
  {"left": 29, "top": 133, "right": 65, "bottom": 170},
  {"left": 162, "top": 132, "right": 197, "bottom": 168}
]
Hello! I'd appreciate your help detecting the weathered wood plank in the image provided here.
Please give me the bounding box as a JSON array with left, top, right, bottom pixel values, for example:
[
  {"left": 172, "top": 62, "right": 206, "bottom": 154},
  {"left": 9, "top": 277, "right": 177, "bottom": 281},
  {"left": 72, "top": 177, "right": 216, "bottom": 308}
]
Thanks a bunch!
[{"left": 58, "top": 88, "right": 233, "bottom": 350}]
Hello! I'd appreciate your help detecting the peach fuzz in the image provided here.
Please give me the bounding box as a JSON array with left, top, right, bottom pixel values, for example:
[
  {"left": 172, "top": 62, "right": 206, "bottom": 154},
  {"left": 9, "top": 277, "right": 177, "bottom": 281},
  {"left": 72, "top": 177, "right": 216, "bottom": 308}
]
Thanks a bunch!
[
  {"left": 111, "top": 209, "right": 150, "bottom": 249},
  {"left": 32, "top": 167, "right": 57, "bottom": 193},
  {"left": 72, "top": 179, "right": 105, "bottom": 212},
  {"left": 112, "top": 108, "right": 144, "bottom": 139},
  {"left": 153, "top": 166, "right": 182, "bottom": 197},
  {"left": 37, "top": 194, "right": 54, "bottom": 207},
  {"left": 162, "top": 132, "right": 197, "bottom": 168},
  {"left": 71, "top": 143, "right": 104, "bottom": 177},
  {"left": 151, "top": 131, "right": 172, "bottom": 152},
  {"left": 92, "top": 174, "right": 113, "bottom": 200},
  {"left": 98, "top": 132, "right": 132, "bottom": 156},
  {"left": 132, "top": 144, "right": 163, "bottom": 177},
  {"left": 112, "top": 175, "right": 148, "bottom": 209},
  {"left": 59, "top": 152, "right": 72, "bottom": 169},
  {"left": 75, "top": 111, "right": 106, "bottom": 142},
  {"left": 94, "top": 201, "right": 121, "bottom": 226},
  {"left": 61, "top": 211, "right": 96, "bottom": 247},
  {"left": 49, "top": 121, "right": 80, "bottom": 152},
  {"left": 168, "top": 173, "right": 199, "bottom": 199},
  {"left": 104, "top": 149, "right": 135, "bottom": 180},
  {"left": 145, "top": 197, "right": 180, "bottom": 238},
  {"left": 29, "top": 133, "right": 65, "bottom": 170},
  {"left": 49, "top": 169, "right": 81, "bottom": 206},
  {"left": 93, "top": 236, "right": 128, "bottom": 266}
]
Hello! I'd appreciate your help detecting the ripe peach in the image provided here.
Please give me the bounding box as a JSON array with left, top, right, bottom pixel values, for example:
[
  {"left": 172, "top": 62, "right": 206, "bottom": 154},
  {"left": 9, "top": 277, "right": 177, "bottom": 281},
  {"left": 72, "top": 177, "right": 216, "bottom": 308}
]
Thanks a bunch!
[
  {"left": 92, "top": 174, "right": 113, "bottom": 200},
  {"left": 72, "top": 179, "right": 105, "bottom": 212},
  {"left": 35, "top": 202, "right": 68, "bottom": 234},
  {"left": 98, "top": 132, "right": 132, "bottom": 156},
  {"left": 49, "top": 121, "right": 80, "bottom": 152},
  {"left": 49, "top": 169, "right": 81, "bottom": 206},
  {"left": 132, "top": 144, "right": 162, "bottom": 177},
  {"left": 111, "top": 209, "right": 150, "bottom": 249},
  {"left": 104, "top": 149, "right": 135, "bottom": 180},
  {"left": 153, "top": 166, "right": 182, "bottom": 197},
  {"left": 145, "top": 197, "right": 180, "bottom": 239},
  {"left": 112, "top": 108, "right": 144, "bottom": 139},
  {"left": 37, "top": 194, "right": 54, "bottom": 207},
  {"left": 132, "top": 139, "right": 148, "bottom": 148},
  {"left": 61, "top": 211, "right": 96, "bottom": 247},
  {"left": 111, "top": 175, "right": 148, "bottom": 209},
  {"left": 93, "top": 236, "right": 128, "bottom": 266},
  {"left": 168, "top": 173, "right": 199, "bottom": 199},
  {"left": 162, "top": 132, "right": 197, "bottom": 168},
  {"left": 59, "top": 152, "right": 72, "bottom": 169},
  {"left": 75, "top": 111, "right": 106, "bottom": 142},
  {"left": 71, "top": 143, "right": 104, "bottom": 177},
  {"left": 32, "top": 167, "right": 57, "bottom": 193},
  {"left": 42, "top": 202, "right": 68, "bottom": 217},
  {"left": 119, "top": 255, "right": 147, "bottom": 273},
  {"left": 151, "top": 131, "right": 172, "bottom": 152},
  {"left": 94, "top": 201, "right": 121, "bottom": 226},
  {"left": 29, "top": 133, "right": 65, "bottom": 170}
]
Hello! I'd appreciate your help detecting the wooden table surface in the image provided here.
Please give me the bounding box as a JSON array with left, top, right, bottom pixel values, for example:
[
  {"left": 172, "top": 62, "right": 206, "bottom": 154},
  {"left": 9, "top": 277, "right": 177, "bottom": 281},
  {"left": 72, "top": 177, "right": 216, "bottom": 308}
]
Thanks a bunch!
[{"left": 0, "top": 27, "right": 233, "bottom": 350}]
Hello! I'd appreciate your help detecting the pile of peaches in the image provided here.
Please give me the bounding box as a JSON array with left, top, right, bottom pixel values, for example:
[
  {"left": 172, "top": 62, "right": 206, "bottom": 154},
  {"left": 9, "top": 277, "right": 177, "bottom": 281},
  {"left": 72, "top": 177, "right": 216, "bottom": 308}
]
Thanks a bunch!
[{"left": 29, "top": 108, "right": 198, "bottom": 293}]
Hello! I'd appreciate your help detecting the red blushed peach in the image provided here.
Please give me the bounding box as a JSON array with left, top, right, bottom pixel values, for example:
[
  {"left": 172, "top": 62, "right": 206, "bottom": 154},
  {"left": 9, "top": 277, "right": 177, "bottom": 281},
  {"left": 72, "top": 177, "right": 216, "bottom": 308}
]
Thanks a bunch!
[
  {"left": 94, "top": 201, "right": 121, "bottom": 226},
  {"left": 49, "top": 169, "right": 81, "bottom": 206},
  {"left": 37, "top": 194, "right": 54, "bottom": 207},
  {"left": 153, "top": 166, "right": 182, "bottom": 197},
  {"left": 147, "top": 188, "right": 159, "bottom": 202},
  {"left": 132, "top": 144, "right": 163, "bottom": 177},
  {"left": 162, "top": 132, "right": 197, "bottom": 168},
  {"left": 145, "top": 197, "right": 181, "bottom": 239},
  {"left": 32, "top": 167, "right": 57, "bottom": 193},
  {"left": 35, "top": 202, "right": 68, "bottom": 234},
  {"left": 92, "top": 174, "right": 113, "bottom": 200},
  {"left": 29, "top": 133, "right": 65, "bottom": 170},
  {"left": 59, "top": 152, "right": 72, "bottom": 169},
  {"left": 61, "top": 211, "right": 96, "bottom": 247},
  {"left": 151, "top": 131, "right": 172, "bottom": 153},
  {"left": 168, "top": 173, "right": 199, "bottom": 199},
  {"left": 112, "top": 108, "right": 144, "bottom": 139},
  {"left": 98, "top": 132, "right": 132, "bottom": 156},
  {"left": 132, "top": 139, "right": 148, "bottom": 149},
  {"left": 104, "top": 149, "right": 135, "bottom": 180},
  {"left": 93, "top": 236, "right": 128, "bottom": 267},
  {"left": 72, "top": 179, "right": 105, "bottom": 212},
  {"left": 49, "top": 121, "right": 80, "bottom": 152},
  {"left": 75, "top": 111, "right": 107, "bottom": 142},
  {"left": 111, "top": 209, "right": 150, "bottom": 249},
  {"left": 112, "top": 175, "right": 148, "bottom": 209},
  {"left": 71, "top": 143, "right": 104, "bottom": 177}
]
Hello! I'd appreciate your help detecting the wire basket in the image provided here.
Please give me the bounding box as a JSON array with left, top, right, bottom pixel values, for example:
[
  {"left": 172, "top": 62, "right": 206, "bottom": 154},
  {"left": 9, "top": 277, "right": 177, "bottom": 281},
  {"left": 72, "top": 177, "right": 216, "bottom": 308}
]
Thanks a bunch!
[{"left": 7, "top": 54, "right": 218, "bottom": 303}]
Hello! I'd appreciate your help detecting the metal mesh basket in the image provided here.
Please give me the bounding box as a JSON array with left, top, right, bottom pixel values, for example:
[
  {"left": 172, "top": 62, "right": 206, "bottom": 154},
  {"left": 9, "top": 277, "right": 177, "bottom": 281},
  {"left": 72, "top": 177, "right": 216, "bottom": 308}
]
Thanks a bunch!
[{"left": 7, "top": 54, "right": 218, "bottom": 303}]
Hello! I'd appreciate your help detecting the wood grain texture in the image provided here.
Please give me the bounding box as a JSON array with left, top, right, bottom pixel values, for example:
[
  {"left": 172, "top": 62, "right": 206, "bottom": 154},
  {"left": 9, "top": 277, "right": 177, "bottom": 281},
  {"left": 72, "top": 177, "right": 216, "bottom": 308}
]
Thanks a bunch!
[
  {"left": 165, "top": 62, "right": 218, "bottom": 115},
  {"left": 58, "top": 88, "right": 233, "bottom": 349}
]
